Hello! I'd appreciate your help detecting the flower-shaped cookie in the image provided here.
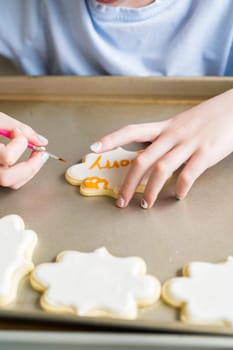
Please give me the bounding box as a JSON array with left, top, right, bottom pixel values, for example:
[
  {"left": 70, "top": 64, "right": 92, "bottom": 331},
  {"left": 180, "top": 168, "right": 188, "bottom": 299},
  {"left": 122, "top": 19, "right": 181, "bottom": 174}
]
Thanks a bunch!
[
  {"left": 163, "top": 257, "right": 233, "bottom": 325},
  {"left": 0, "top": 215, "right": 37, "bottom": 305},
  {"left": 31, "top": 247, "right": 161, "bottom": 319},
  {"left": 65, "top": 147, "right": 149, "bottom": 197}
]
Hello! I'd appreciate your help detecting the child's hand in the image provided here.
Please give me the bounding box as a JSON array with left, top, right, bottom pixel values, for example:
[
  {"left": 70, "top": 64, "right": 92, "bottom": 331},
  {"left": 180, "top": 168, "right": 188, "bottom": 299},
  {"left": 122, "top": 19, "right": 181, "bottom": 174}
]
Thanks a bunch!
[
  {"left": 0, "top": 112, "right": 48, "bottom": 189},
  {"left": 91, "top": 88, "right": 233, "bottom": 208}
]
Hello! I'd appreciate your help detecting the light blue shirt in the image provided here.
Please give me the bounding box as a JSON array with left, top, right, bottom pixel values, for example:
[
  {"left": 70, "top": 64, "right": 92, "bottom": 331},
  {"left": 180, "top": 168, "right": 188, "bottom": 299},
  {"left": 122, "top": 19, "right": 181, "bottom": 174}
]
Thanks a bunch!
[{"left": 0, "top": 0, "right": 232, "bottom": 76}]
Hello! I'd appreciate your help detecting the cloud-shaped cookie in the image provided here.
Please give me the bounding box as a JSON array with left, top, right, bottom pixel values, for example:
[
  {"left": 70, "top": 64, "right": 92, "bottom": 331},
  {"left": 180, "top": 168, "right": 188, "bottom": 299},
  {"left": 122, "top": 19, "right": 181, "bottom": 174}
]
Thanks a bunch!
[
  {"left": 0, "top": 215, "right": 37, "bottom": 305},
  {"left": 31, "top": 247, "right": 161, "bottom": 319},
  {"left": 163, "top": 257, "right": 233, "bottom": 325},
  {"left": 65, "top": 147, "right": 149, "bottom": 197}
]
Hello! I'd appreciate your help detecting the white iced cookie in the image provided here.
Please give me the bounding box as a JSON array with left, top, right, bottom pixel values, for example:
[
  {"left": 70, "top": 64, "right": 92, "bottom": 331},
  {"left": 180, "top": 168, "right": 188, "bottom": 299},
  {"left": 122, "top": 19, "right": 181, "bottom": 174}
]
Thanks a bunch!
[
  {"left": 31, "top": 247, "right": 161, "bottom": 319},
  {"left": 163, "top": 257, "right": 233, "bottom": 326},
  {"left": 0, "top": 215, "right": 37, "bottom": 305},
  {"left": 65, "top": 147, "right": 149, "bottom": 198}
]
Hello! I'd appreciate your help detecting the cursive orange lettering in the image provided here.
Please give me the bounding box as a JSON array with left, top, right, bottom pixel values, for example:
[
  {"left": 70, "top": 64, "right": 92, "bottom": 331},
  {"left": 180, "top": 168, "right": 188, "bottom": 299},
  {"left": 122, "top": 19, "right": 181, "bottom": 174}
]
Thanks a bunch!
[
  {"left": 89, "top": 156, "right": 132, "bottom": 170},
  {"left": 83, "top": 176, "right": 108, "bottom": 190},
  {"left": 89, "top": 156, "right": 103, "bottom": 170},
  {"left": 120, "top": 160, "right": 130, "bottom": 167}
]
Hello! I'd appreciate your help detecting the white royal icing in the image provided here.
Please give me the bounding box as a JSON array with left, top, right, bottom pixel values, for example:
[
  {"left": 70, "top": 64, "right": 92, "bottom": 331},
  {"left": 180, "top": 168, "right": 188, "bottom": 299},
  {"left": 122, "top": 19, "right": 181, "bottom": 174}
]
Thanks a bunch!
[
  {"left": 66, "top": 147, "right": 149, "bottom": 196},
  {"left": 32, "top": 247, "right": 160, "bottom": 319},
  {"left": 0, "top": 215, "right": 37, "bottom": 301},
  {"left": 163, "top": 257, "right": 233, "bottom": 325}
]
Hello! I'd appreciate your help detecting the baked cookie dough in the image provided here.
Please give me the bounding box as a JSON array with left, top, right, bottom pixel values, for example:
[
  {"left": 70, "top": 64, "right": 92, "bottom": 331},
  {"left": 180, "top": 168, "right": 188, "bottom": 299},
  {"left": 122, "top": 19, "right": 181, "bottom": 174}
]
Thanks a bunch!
[
  {"left": 65, "top": 147, "right": 149, "bottom": 198},
  {"left": 31, "top": 247, "right": 161, "bottom": 319},
  {"left": 0, "top": 215, "right": 37, "bottom": 305},
  {"left": 163, "top": 257, "right": 233, "bottom": 326}
]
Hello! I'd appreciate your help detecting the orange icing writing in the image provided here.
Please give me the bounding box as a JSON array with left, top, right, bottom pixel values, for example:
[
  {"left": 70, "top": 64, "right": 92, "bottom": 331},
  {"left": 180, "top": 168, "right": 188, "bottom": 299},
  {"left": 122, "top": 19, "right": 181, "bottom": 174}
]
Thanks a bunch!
[
  {"left": 83, "top": 176, "right": 109, "bottom": 190},
  {"left": 89, "top": 155, "right": 132, "bottom": 170}
]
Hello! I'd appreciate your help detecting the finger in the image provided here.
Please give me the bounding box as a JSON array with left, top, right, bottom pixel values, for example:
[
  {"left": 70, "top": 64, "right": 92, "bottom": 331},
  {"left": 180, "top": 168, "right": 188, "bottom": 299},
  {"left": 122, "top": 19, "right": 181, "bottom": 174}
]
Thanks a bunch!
[
  {"left": 141, "top": 144, "right": 195, "bottom": 209},
  {"left": 0, "top": 112, "right": 48, "bottom": 146},
  {"left": 116, "top": 133, "right": 175, "bottom": 208},
  {"left": 175, "top": 149, "right": 209, "bottom": 199},
  {"left": 0, "top": 128, "right": 28, "bottom": 166},
  {"left": 0, "top": 152, "right": 49, "bottom": 189},
  {"left": 10, "top": 151, "right": 48, "bottom": 189},
  {"left": 90, "top": 122, "right": 168, "bottom": 153}
]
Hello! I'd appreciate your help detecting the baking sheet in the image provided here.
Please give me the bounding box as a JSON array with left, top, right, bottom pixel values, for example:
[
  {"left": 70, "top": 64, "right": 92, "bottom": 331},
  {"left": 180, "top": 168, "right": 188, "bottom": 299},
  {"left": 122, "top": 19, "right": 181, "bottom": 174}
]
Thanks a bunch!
[{"left": 0, "top": 77, "right": 233, "bottom": 335}]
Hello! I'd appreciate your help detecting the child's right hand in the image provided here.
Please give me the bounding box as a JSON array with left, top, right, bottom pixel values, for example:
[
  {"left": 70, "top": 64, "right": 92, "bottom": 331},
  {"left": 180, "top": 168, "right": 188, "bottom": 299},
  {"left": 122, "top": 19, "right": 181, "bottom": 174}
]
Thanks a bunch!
[{"left": 0, "top": 112, "right": 49, "bottom": 189}]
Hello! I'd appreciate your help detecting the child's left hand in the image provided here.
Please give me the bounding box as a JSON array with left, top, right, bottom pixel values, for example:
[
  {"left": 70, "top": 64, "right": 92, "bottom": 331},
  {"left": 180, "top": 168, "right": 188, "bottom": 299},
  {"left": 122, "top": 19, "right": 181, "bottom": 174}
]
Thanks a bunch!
[{"left": 90, "top": 88, "right": 233, "bottom": 208}]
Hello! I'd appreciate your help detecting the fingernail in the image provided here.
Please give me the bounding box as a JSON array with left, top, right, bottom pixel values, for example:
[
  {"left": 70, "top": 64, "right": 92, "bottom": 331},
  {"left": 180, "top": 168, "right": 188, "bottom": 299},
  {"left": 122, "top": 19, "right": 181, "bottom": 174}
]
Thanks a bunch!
[
  {"left": 141, "top": 198, "right": 148, "bottom": 209},
  {"left": 37, "top": 134, "right": 48, "bottom": 144},
  {"left": 116, "top": 196, "right": 125, "bottom": 208},
  {"left": 15, "top": 127, "right": 22, "bottom": 134},
  {"left": 176, "top": 193, "right": 185, "bottom": 200},
  {"left": 42, "top": 152, "right": 49, "bottom": 164},
  {"left": 90, "top": 141, "right": 102, "bottom": 153}
]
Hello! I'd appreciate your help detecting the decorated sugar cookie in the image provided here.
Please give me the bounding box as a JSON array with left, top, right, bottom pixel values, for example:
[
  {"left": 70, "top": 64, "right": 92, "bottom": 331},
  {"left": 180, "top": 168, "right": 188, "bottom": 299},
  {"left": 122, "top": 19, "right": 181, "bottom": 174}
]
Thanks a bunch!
[
  {"left": 65, "top": 147, "right": 149, "bottom": 198},
  {"left": 163, "top": 257, "right": 233, "bottom": 326},
  {"left": 30, "top": 247, "right": 161, "bottom": 319},
  {"left": 0, "top": 215, "right": 37, "bottom": 305}
]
